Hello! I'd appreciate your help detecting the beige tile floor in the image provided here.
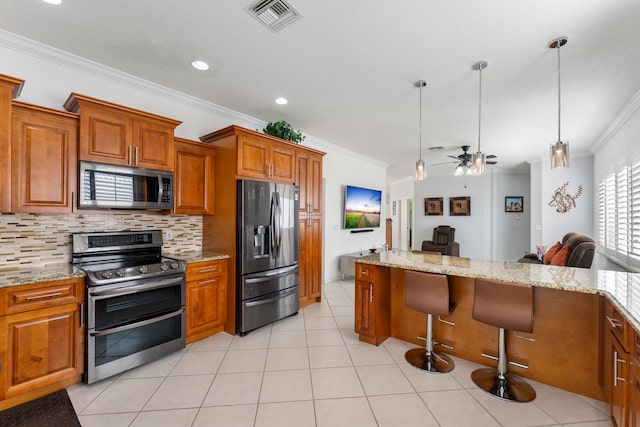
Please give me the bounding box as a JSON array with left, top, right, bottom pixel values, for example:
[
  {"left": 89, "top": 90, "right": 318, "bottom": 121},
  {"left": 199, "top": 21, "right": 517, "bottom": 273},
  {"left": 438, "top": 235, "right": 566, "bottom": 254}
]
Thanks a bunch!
[{"left": 69, "top": 279, "right": 613, "bottom": 427}]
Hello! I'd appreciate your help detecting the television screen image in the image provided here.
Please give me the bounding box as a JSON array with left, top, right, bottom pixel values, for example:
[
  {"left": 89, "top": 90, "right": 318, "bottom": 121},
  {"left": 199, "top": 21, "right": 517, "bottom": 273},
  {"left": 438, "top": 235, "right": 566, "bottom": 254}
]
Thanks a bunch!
[{"left": 344, "top": 185, "right": 382, "bottom": 229}]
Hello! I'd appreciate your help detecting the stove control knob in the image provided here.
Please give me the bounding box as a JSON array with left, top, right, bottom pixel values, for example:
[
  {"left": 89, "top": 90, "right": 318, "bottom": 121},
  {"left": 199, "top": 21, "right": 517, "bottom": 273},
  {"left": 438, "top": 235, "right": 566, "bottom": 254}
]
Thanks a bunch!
[
  {"left": 115, "top": 269, "right": 125, "bottom": 277},
  {"left": 139, "top": 266, "right": 148, "bottom": 274},
  {"left": 101, "top": 271, "right": 113, "bottom": 279},
  {"left": 160, "top": 263, "right": 169, "bottom": 271},
  {"left": 170, "top": 262, "right": 179, "bottom": 269}
]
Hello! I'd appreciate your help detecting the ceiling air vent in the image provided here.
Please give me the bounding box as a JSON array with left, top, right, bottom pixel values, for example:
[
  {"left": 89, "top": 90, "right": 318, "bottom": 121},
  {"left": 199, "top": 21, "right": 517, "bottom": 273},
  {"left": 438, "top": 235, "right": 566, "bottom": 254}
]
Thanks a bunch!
[{"left": 247, "top": 0, "right": 302, "bottom": 32}]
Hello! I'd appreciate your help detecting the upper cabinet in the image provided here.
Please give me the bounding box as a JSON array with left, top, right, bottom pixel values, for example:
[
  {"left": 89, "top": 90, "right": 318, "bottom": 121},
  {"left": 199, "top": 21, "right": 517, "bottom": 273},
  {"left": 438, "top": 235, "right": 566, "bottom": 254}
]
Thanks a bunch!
[
  {"left": 11, "top": 102, "right": 78, "bottom": 213},
  {"left": 64, "top": 93, "right": 181, "bottom": 171},
  {"left": 174, "top": 138, "right": 215, "bottom": 215},
  {"left": 0, "top": 74, "right": 25, "bottom": 212},
  {"left": 200, "top": 125, "right": 296, "bottom": 183},
  {"left": 296, "top": 150, "right": 323, "bottom": 216}
]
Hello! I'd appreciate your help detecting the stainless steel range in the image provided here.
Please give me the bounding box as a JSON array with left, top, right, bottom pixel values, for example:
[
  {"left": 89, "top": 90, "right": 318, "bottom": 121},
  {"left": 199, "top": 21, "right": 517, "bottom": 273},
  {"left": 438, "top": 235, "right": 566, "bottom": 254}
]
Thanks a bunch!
[{"left": 72, "top": 230, "right": 186, "bottom": 384}]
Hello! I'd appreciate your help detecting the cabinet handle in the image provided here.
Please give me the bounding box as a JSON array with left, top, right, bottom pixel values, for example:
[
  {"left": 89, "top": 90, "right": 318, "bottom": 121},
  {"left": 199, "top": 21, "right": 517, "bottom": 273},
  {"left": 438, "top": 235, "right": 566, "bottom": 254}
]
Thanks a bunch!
[
  {"left": 198, "top": 279, "right": 217, "bottom": 285},
  {"left": 79, "top": 302, "right": 85, "bottom": 328},
  {"left": 26, "top": 292, "right": 63, "bottom": 301},
  {"left": 369, "top": 284, "right": 373, "bottom": 303},
  {"left": 135, "top": 147, "right": 139, "bottom": 165},
  {"left": 31, "top": 356, "right": 43, "bottom": 363},
  {"left": 607, "top": 315, "right": 623, "bottom": 329},
  {"left": 198, "top": 268, "right": 218, "bottom": 273},
  {"left": 614, "top": 350, "right": 626, "bottom": 386},
  {"left": 128, "top": 146, "right": 133, "bottom": 165},
  {"left": 71, "top": 191, "right": 75, "bottom": 212}
]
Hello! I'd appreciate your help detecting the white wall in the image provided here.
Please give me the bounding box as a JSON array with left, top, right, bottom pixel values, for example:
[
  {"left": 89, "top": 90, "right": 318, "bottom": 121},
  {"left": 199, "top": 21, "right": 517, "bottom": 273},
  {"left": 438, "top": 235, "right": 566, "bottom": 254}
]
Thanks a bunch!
[
  {"left": 0, "top": 30, "right": 387, "bottom": 284},
  {"left": 413, "top": 173, "right": 492, "bottom": 259},
  {"left": 493, "top": 171, "right": 531, "bottom": 260}
]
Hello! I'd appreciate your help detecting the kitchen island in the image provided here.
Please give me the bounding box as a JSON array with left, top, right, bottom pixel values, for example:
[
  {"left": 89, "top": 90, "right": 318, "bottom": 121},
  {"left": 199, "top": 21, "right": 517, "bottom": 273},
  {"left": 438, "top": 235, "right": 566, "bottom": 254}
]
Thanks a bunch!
[{"left": 354, "top": 250, "right": 640, "bottom": 402}]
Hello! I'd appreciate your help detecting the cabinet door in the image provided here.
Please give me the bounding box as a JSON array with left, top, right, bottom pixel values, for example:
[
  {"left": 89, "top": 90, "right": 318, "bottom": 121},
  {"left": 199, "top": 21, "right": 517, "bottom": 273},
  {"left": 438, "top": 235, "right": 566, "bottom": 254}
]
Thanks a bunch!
[
  {"left": 174, "top": 139, "right": 215, "bottom": 215},
  {"left": 134, "top": 120, "right": 175, "bottom": 171},
  {"left": 307, "top": 218, "right": 322, "bottom": 299},
  {"left": 355, "top": 280, "right": 375, "bottom": 338},
  {"left": 237, "top": 133, "right": 270, "bottom": 179},
  {"left": 632, "top": 361, "right": 640, "bottom": 427},
  {"left": 80, "top": 107, "right": 132, "bottom": 166},
  {"left": 2, "top": 303, "right": 83, "bottom": 399},
  {"left": 611, "top": 333, "right": 629, "bottom": 427},
  {"left": 296, "top": 151, "right": 322, "bottom": 214},
  {"left": 270, "top": 142, "right": 295, "bottom": 183},
  {"left": 186, "top": 276, "right": 226, "bottom": 341},
  {"left": 298, "top": 218, "right": 309, "bottom": 303},
  {"left": 11, "top": 106, "right": 77, "bottom": 213}
]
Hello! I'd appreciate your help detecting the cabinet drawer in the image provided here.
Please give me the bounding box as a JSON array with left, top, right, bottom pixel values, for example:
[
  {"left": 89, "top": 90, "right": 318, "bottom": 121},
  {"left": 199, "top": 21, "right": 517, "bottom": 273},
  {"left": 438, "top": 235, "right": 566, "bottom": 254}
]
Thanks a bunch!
[
  {"left": 607, "top": 303, "right": 631, "bottom": 352},
  {"left": 4, "top": 278, "right": 83, "bottom": 315},
  {"left": 356, "top": 263, "right": 374, "bottom": 281},
  {"left": 187, "top": 260, "right": 226, "bottom": 281}
]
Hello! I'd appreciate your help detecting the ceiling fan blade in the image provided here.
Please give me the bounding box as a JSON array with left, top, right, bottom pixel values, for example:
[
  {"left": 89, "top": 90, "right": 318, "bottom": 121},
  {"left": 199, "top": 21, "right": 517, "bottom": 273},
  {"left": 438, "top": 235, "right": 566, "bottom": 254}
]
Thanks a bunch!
[
  {"left": 487, "top": 161, "right": 498, "bottom": 165},
  {"left": 432, "top": 161, "right": 460, "bottom": 165},
  {"left": 448, "top": 155, "right": 462, "bottom": 160},
  {"left": 486, "top": 154, "right": 497, "bottom": 159}
]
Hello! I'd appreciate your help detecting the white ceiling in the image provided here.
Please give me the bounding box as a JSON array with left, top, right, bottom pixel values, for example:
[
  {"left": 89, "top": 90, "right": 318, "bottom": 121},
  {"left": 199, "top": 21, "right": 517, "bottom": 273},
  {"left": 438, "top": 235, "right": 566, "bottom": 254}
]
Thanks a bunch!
[{"left": 1, "top": 0, "right": 639, "bottom": 181}]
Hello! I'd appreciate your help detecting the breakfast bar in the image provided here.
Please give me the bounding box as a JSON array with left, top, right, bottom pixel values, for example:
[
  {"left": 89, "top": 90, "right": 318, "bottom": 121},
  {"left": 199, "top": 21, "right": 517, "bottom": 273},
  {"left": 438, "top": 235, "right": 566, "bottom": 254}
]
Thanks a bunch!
[{"left": 354, "top": 250, "right": 640, "bottom": 404}]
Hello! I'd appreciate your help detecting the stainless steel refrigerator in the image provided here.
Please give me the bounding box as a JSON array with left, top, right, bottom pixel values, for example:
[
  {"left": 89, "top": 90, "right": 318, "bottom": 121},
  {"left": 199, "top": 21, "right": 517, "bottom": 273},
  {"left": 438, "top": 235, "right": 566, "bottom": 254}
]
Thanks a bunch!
[{"left": 237, "top": 179, "right": 300, "bottom": 335}]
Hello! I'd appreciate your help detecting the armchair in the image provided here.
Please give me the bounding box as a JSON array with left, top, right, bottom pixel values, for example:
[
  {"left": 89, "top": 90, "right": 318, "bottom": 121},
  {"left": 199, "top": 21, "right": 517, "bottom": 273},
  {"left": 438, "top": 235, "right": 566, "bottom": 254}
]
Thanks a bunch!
[{"left": 421, "top": 225, "right": 460, "bottom": 256}]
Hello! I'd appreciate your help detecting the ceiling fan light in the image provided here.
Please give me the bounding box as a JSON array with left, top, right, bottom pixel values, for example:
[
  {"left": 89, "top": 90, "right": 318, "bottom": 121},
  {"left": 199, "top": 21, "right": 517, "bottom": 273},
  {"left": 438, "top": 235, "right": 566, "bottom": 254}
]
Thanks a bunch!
[
  {"left": 550, "top": 141, "right": 569, "bottom": 169},
  {"left": 454, "top": 164, "right": 464, "bottom": 176},
  {"left": 415, "top": 159, "right": 426, "bottom": 181},
  {"left": 470, "top": 152, "right": 486, "bottom": 176}
]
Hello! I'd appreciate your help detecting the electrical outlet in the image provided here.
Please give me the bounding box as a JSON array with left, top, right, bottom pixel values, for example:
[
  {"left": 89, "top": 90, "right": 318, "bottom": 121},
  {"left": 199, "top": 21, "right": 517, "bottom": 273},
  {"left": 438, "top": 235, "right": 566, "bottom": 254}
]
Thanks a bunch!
[{"left": 166, "top": 230, "right": 173, "bottom": 240}]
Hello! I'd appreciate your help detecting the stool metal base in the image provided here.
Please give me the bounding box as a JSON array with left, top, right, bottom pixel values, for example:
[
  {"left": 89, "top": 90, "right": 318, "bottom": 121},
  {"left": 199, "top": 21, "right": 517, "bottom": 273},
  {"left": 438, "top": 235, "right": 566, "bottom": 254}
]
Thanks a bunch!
[
  {"left": 471, "top": 367, "right": 536, "bottom": 402},
  {"left": 405, "top": 348, "right": 455, "bottom": 373}
]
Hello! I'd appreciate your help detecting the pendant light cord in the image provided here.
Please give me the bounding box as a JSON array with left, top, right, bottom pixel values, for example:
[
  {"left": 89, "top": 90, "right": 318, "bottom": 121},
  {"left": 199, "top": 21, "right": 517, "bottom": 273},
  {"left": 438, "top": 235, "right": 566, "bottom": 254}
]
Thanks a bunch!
[
  {"left": 478, "top": 65, "right": 482, "bottom": 153},
  {"left": 419, "top": 83, "right": 423, "bottom": 161},
  {"left": 557, "top": 42, "right": 562, "bottom": 143}
]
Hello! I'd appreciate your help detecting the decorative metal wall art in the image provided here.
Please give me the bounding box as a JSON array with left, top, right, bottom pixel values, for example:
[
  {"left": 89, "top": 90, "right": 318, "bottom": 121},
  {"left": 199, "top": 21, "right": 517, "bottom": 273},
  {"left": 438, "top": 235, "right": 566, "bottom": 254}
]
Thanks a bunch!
[{"left": 548, "top": 181, "right": 583, "bottom": 213}]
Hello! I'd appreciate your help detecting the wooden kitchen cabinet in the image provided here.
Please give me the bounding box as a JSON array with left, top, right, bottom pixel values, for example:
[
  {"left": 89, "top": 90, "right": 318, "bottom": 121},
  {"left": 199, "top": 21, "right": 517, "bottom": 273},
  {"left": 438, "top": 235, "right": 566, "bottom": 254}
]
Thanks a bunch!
[
  {"left": 11, "top": 102, "right": 78, "bottom": 213},
  {"left": 354, "top": 263, "right": 389, "bottom": 346},
  {"left": 631, "top": 331, "right": 640, "bottom": 427},
  {"left": 64, "top": 93, "right": 181, "bottom": 171},
  {"left": 299, "top": 217, "right": 322, "bottom": 306},
  {"left": 0, "top": 74, "right": 25, "bottom": 212},
  {"left": 185, "top": 259, "right": 227, "bottom": 343},
  {"left": 174, "top": 137, "right": 215, "bottom": 215},
  {"left": 0, "top": 278, "right": 84, "bottom": 410},
  {"left": 296, "top": 150, "right": 323, "bottom": 216},
  {"left": 603, "top": 301, "right": 632, "bottom": 427}
]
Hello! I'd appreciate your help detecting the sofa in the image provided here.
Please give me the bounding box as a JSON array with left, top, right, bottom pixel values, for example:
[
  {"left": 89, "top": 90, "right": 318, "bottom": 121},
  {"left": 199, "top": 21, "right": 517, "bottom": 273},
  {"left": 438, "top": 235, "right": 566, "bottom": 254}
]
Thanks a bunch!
[{"left": 518, "top": 232, "right": 595, "bottom": 268}]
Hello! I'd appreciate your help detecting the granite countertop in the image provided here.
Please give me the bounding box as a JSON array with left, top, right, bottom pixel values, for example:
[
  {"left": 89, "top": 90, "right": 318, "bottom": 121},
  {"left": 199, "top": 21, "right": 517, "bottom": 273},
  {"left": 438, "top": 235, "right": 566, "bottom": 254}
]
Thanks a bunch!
[
  {"left": 357, "top": 249, "right": 640, "bottom": 334},
  {"left": 0, "top": 252, "right": 230, "bottom": 289}
]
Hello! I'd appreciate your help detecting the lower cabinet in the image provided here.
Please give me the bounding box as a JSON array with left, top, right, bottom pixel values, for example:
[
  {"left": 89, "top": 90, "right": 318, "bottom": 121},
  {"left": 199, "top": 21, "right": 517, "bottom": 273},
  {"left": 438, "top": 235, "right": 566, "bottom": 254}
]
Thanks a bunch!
[
  {"left": 631, "top": 332, "right": 640, "bottom": 426},
  {"left": 603, "top": 301, "right": 632, "bottom": 427},
  {"left": 354, "top": 262, "right": 389, "bottom": 346},
  {"left": 299, "top": 217, "right": 321, "bottom": 307},
  {"left": 0, "top": 278, "right": 84, "bottom": 409},
  {"left": 186, "top": 259, "right": 227, "bottom": 343}
]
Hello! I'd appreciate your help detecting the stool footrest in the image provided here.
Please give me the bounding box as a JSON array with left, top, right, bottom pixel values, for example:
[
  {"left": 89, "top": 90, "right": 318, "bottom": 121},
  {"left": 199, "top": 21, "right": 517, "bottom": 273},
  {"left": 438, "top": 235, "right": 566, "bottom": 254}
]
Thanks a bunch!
[{"left": 481, "top": 352, "right": 529, "bottom": 369}]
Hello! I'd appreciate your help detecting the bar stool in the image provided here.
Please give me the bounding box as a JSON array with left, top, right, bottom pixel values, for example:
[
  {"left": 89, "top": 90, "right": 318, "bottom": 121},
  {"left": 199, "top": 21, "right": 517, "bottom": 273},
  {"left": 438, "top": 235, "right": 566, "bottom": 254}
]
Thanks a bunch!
[
  {"left": 404, "top": 270, "right": 456, "bottom": 373},
  {"left": 471, "top": 278, "right": 536, "bottom": 402}
]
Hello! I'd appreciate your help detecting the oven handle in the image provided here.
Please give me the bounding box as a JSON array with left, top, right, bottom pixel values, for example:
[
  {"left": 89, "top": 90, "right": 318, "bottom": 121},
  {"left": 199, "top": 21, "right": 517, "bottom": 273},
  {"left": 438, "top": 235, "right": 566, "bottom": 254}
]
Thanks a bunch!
[
  {"left": 89, "top": 276, "right": 184, "bottom": 298},
  {"left": 89, "top": 308, "right": 184, "bottom": 337}
]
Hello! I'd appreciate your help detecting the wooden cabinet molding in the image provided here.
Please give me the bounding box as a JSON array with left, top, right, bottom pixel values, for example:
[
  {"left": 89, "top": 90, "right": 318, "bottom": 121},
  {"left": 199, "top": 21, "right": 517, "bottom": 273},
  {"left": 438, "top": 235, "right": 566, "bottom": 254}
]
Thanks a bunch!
[
  {"left": 64, "top": 93, "right": 181, "bottom": 171},
  {"left": 0, "top": 74, "right": 25, "bottom": 212},
  {"left": 174, "top": 137, "right": 215, "bottom": 215},
  {"left": 11, "top": 102, "right": 78, "bottom": 213}
]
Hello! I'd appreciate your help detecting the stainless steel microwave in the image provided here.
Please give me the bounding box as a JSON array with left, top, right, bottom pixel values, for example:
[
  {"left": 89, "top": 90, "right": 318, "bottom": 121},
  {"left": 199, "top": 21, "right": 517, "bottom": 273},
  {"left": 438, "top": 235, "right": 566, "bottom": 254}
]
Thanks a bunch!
[{"left": 79, "top": 161, "right": 173, "bottom": 210}]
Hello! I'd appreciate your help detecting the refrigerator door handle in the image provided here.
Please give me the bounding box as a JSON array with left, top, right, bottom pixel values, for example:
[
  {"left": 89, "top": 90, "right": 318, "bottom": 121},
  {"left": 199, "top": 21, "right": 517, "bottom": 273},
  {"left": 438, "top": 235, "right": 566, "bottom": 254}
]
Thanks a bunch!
[
  {"left": 270, "top": 192, "right": 276, "bottom": 261},
  {"left": 274, "top": 190, "right": 281, "bottom": 261}
]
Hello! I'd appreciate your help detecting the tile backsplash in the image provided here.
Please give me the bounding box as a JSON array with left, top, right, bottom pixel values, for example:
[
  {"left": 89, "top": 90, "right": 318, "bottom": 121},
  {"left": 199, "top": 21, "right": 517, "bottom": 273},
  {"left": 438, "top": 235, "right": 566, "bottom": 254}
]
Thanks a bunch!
[{"left": 0, "top": 213, "right": 202, "bottom": 270}]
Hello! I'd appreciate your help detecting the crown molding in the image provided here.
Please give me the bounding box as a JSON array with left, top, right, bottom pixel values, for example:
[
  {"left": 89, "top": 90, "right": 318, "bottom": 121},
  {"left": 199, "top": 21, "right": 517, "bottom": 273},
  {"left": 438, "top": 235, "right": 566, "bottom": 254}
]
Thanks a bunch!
[{"left": 591, "top": 88, "right": 640, "bottom": 153}]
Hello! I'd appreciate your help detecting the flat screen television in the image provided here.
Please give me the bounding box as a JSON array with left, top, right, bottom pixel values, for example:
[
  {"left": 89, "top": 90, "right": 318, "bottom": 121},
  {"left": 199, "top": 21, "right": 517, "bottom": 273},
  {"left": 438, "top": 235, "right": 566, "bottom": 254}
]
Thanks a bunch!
[{"left": 344, "top": 185, "right": 382, "bottom": 229}]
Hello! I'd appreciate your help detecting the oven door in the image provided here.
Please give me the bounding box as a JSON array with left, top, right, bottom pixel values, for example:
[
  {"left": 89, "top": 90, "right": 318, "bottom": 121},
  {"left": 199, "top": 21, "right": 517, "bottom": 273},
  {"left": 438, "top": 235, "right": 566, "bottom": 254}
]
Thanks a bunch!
[{"left": 86, "top": 274, "right": 185, "bottom": 384}]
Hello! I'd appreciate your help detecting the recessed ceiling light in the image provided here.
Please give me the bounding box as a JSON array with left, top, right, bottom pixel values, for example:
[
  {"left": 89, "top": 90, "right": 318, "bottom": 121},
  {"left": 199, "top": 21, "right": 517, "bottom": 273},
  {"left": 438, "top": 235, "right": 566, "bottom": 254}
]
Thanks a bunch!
[
  {"left": 191, "top": 60, "right": 210, "bottom": 71},
  {"left": 275, "top": 97, "right": 288, "bottom": 105},
  {"left": 42, "top": 0, "right": 62, "bottom": 4}
]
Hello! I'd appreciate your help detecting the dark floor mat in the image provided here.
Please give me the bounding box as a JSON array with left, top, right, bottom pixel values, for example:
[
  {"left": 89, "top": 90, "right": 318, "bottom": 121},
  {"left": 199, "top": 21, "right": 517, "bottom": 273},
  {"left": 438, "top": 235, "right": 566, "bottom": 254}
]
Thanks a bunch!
[{"left": 0, "top": 388, "right": 80, "bottom": 427}]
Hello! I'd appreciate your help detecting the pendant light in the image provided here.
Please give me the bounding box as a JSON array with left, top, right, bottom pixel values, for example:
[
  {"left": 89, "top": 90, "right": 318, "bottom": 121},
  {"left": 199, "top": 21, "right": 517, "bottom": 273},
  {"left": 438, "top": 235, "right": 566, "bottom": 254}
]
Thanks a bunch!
[
  {"left": 549, "top": 36, "right": 569, "bottom": 169},
  {"left": 470, "top": 61, "right": 488, "bottom": 176},
  {"left": 414, "top": 80, "right": 427, "bottom": 181}
]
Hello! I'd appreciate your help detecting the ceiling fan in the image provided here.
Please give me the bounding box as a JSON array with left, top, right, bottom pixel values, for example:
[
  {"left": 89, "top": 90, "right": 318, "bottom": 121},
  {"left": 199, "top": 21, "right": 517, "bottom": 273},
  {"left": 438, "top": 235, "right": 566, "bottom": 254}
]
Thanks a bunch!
[{"left": 432, "top": 145, "right": 497, "bottom": 175}]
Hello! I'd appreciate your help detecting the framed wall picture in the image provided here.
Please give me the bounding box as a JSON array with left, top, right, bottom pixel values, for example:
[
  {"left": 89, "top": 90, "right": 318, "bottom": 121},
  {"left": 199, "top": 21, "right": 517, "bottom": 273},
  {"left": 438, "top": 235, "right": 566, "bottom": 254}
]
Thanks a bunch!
[
  {"left": 505, "top": 196, "right": 523, "bottom": 212},
  {"left": 424, "top": 197, "right": 443, "bottom": 216},
  {"left": 450, "top": 196, "right": 471, "bottom": 216}
]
